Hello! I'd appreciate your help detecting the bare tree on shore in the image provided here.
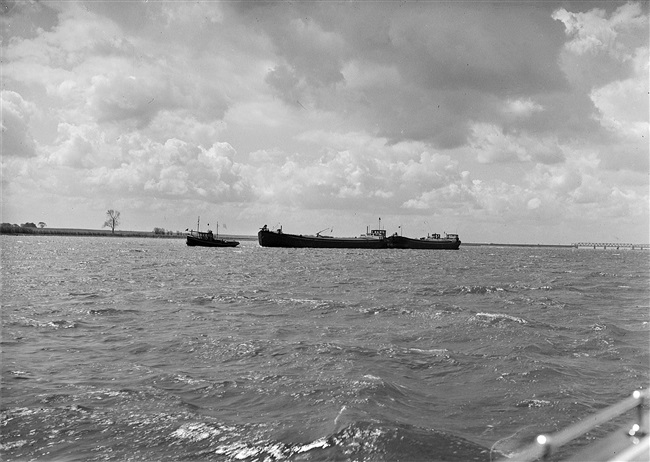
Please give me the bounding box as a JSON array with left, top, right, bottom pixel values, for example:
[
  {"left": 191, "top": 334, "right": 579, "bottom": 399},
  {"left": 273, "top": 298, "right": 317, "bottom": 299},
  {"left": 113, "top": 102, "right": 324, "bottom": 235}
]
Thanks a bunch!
[{"left": 103, "top": 210, "right": 121, "bottom": 234}]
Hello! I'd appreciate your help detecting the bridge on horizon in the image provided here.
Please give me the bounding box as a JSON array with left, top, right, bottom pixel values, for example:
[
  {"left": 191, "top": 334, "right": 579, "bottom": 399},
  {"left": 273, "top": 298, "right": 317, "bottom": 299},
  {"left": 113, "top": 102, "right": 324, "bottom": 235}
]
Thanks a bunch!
[{"left": 572, "top": 242, "right": 650, "bottom": 250}]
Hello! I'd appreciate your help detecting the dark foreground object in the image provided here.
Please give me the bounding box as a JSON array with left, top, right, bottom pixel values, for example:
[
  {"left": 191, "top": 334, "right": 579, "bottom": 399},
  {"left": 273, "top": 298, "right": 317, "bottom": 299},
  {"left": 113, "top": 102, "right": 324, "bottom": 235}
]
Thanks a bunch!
[{"left": 496, "top": 389, "right": 649, "bottom": 462}]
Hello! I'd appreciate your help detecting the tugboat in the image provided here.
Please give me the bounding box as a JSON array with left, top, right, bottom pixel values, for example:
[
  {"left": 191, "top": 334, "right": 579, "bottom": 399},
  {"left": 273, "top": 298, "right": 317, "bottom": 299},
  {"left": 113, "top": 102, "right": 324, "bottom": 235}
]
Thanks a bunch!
[{"left": 186, "top": 217, "right": 239, "bottom": 247}]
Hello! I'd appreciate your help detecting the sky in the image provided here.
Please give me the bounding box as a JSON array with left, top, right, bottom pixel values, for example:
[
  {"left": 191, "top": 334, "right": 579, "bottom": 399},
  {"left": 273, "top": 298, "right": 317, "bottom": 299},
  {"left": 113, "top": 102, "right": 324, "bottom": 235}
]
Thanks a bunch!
[{"left": 1, "top": 0, "right": 648, "bottom": 244}]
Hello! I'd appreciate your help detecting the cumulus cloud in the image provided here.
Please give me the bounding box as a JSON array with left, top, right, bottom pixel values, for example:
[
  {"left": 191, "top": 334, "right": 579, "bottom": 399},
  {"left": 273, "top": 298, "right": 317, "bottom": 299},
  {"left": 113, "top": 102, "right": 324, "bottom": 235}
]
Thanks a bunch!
[
  {"left": 242, "top": 131, "right": 464, "bottom": 214},
  {"left": 265, "top": 64, "right": 303, "bottom": 107},
  {"left": 469, "top": 123, "right": 565, "bottom": 165},
  {"left": 234, "top": 1, "right": 567, "bottom": 148},
  {"left": 553, "top": 2, "right": 648, "bottom": 87},
  {"left": 96, "top": 138, "right": 250, "bottom": 202},
  {"left": 2, "top": 1, "right": 648, "bottom": 243},
  {"left": 48, "top": 123, "right": 101, "bottom": 168},
  {"left": 542, "top": 2, "right": 649, "bottom": 181},
  {"left": 1, "top": 91, "right": 37, "bottom": 158},
  {"left": 553, "top": 3, "right": 647, "bottom": 58},
  {"left": 87, "top": 74, "right": 168, "bottom": 127},
  {"left": 590, "top": 46, "right": 649, "bottom": 143},
  {"left": 502, "top": 98, "right": 544, "bottom": 119},
  {"left": 527, "top": 198, "right": 541, "bottom": 210}
]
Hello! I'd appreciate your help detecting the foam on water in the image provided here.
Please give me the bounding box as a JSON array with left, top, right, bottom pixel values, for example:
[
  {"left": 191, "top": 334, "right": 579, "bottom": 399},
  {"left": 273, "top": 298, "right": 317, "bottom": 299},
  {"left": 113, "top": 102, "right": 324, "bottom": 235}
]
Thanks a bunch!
[{"left": 2, "top": 237, "right": 648, "bottom": 461}]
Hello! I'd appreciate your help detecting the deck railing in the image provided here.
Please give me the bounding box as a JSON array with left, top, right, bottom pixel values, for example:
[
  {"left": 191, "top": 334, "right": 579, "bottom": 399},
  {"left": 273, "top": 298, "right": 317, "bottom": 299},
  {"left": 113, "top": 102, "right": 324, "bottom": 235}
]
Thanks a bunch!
[{"left": 497, "top": 389, "right": 649, "bottom": 462}]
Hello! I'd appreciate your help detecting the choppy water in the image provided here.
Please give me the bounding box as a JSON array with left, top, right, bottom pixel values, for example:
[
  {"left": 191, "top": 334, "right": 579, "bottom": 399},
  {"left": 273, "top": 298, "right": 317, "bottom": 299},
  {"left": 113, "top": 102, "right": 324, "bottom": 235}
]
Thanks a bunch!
[{"left": 1, "top": 236, "right": 648, "bottom": 461}]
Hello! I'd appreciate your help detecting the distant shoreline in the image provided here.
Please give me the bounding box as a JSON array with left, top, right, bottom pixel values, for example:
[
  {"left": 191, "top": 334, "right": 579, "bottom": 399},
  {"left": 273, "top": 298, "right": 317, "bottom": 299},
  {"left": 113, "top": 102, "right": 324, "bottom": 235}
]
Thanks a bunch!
[
  {"left": 2, "top": 227, "right": 647, "bottom": 249},
  {"left": 0, "top": 226, "right": 257, "bottom": 241},
  {"left": 461, "top": 242, "right": 574, "bottom": 248}
]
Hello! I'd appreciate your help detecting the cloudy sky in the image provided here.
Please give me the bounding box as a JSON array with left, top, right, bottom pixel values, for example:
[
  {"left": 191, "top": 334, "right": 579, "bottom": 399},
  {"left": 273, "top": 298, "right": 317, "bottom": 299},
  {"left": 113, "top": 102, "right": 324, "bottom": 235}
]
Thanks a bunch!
[{"left": 2, "top": 1, "right": 648, "bottom": 244}]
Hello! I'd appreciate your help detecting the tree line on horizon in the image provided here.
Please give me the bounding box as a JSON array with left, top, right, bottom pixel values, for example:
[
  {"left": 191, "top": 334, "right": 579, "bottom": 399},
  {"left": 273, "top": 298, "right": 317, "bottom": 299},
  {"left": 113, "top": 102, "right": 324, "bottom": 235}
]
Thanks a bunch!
[
  {"left": 1, "top": 210, "right": 183, "bottom": 236},
  {"left": 1, "top": 222, "right": 47, "bottom": 228}
]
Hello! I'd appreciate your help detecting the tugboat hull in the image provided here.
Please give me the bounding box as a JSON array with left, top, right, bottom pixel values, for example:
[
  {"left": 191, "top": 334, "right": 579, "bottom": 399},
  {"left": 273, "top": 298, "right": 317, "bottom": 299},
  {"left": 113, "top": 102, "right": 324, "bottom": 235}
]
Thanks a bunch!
[{"left": 186, "top": 233, "right": 239, "bottom": 247}]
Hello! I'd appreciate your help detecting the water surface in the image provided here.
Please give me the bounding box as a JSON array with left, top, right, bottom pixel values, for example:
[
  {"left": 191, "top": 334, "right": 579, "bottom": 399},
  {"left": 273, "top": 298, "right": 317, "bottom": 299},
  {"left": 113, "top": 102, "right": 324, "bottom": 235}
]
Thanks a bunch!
[{"left": 2, "top": 236, "right": 648, "bottom": 461}]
